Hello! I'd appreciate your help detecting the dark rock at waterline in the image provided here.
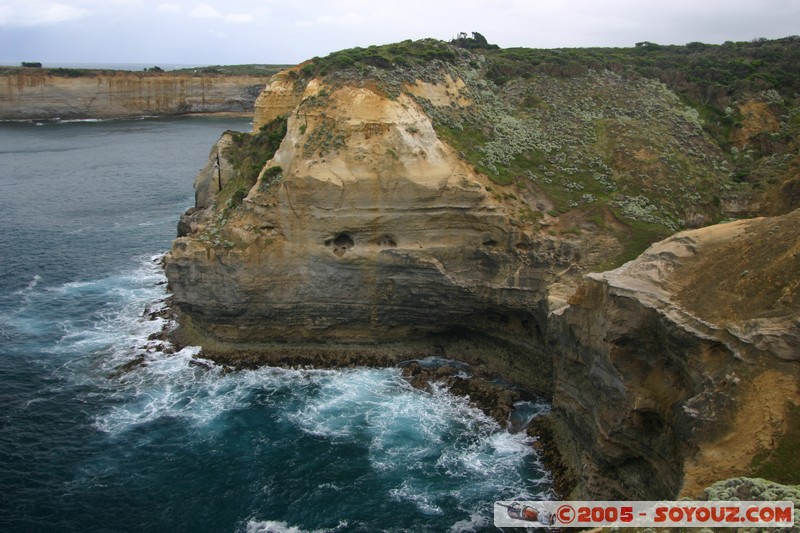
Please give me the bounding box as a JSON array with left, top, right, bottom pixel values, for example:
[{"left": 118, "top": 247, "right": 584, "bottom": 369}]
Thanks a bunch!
[
  {"left": 401, "top": 361, "right": 523, "bottom": 426},
  {"left": 527, "top": 415, "right": 578, "bottom": 499}
]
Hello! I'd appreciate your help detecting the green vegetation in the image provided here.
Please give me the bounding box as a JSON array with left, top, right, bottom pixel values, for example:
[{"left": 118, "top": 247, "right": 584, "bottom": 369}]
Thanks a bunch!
[
  {"left": 219, "top": 115, "right": 287, "bottom": 208},
  {"left": 46, "top": 68, "right": 96, "bottom": 78},
  {"left": 450, "top": 32, "right": 499, "bottom": 50},
  {"left": 260, "top": 166, "right": 283, "bottom": 192},
  {"left": 432, "top": 56, "right": 735, "bottom": 237},
  {"left": 172, "top": 64, "right": 290, "bottom": 76},
  {"left": 2, "top": 66, "right": 96, "bottom": 77},
  {"left": 232, "top": 36, "right": 800, "bottom": 268},
  {"left": 481, "top": 37, "right": 800, "bottom": 91},
  {"left": 303, "top": 116, "right": 346, "bottom": 157},
  {"left": 700, "top": 477, "right": 800, "bottom": 530},
  {"left": 300, "top": 39, "right": 458, "bottom": 77},
  {"left": 225, "top": 116, "right": 287, "bottom": 183},
  {"left": 228, "top": 187, "right": 249, "bottom": 209},
  {"left": 701, "top": 477, "right": 800, "bottom": 524},
  {"left": 285, "top": 35, "right": 800, "bottom": 268},
  {"left": 198, "top": 117, "right": 288, "bottom": 248},
  {"left": 612, "top": 220, "right": 672, "bottom": 267},
  {"left": 479, "top": 37, "right": 800, "bottom": 146},
  {"left": 0, "top": 64, "right": 287, "bottom": 77},
  {"left": 263, "top": 166, "right": 283, "bottom": 180}
]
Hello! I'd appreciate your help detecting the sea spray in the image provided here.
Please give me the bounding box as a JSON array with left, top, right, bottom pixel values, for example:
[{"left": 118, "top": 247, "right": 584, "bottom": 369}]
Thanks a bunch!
[
  {"left": 0, "top": 118, "right": 552, "bottom": 532},
  {"left": 4, "top": 250, "right": 552, "bottom": 531}
]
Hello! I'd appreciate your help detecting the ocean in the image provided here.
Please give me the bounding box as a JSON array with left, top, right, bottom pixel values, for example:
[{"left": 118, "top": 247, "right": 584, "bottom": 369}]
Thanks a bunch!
[{"left": 0, "top": 117, "right": 551, "bottom": 532}]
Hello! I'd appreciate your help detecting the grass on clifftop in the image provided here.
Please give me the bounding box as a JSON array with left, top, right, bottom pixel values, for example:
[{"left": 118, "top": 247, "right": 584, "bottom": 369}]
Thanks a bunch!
[
  {"left": 262, "top": 36, "right": 800, "bottom": 269},
  {"left": 301, "top": 39, "right": 458, "bottom": 77},
  {"left": 171, "top": 64, "right": 291, "bottom": 76}
]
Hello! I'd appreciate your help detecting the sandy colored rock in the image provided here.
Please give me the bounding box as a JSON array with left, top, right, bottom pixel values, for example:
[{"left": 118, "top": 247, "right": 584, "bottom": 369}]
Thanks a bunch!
[
  {"left": 0, "top": 71, "right": 270, "bottom": 120},
  {"left": 403, "top": 74, "right": 471, "bottom": 107},
  {"left": 164, "top": 54, "right": 800, "bottom": 501},
  {"left": 193, "top": 133, "right": 237, "bottom": 209},
  {"left": 550, "top": 209, "right": 800, "bottom": 499},
  {"left": 165, "top": 77, "right": 576, "bottom": 385},
  {"left": 252, "top": 70, "right": 306, "bottom": 130}
]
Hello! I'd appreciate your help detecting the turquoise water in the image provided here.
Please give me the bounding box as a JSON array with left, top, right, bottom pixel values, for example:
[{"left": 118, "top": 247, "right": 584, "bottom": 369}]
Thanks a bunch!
[{"left": 0, "top": 118, "right": 551, "bottom": 532}]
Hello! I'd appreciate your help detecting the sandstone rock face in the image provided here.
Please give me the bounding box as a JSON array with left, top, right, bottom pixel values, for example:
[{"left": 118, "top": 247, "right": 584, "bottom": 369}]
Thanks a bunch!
[
  {"left": 193, "top": 133, "right": 237, "bottom": 209},
  {"left": 550, "top": 209, "right": 800, "bottom": 499},
  {"left": 165, "top": 77, "right": 577, "bottom": 376},
  {"left": 0, "top": 71, "right": 270, "bottom": 119},
  {"left": 165, "top": 58, "right": 799, "bottom": 501},
  {"left": 252, "top": 71, "right": 308, "bottom": 130}
]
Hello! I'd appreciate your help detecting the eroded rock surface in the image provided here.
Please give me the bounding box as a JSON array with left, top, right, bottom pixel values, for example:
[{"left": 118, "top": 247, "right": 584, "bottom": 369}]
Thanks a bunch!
[
  {"left": 549, "top": 210, "right": 800, "bottom": 499},
  {"left": 0, "top": 71, "right": 270, "bottom": 120},
  {"left": 165, "top": 75, "right": 576, "bottom": 392},
  {"left": 164, "top": 49, "right": 799, "bottom": 500}
]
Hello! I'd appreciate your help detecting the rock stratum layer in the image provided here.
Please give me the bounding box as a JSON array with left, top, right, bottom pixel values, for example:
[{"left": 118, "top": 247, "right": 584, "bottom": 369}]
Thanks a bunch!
[
  {"left": 550, "top": 209, "right": 799, "bottom": 498},
  {"left": 0, "top": 70, "right": 272, "bottom": 119},
  {"left": 165, "top": 41, "right": 800, "bottom": 500},
  {"left": 166, "top": 73, "right": 577, "bottom": 390}
]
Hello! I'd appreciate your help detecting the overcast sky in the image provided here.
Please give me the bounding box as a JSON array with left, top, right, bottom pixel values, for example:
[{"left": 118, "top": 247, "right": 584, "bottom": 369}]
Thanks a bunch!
[{"left": 1, "top": 0, "right": 799, "bottom": 66}]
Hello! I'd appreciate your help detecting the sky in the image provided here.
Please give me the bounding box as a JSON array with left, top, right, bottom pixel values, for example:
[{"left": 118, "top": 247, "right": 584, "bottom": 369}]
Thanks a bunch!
[{"left": 1, "top": 0, "right": 799, "bottom": 66}]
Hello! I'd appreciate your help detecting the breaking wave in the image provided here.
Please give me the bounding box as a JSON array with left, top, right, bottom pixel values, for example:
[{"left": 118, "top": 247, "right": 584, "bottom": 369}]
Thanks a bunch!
[
  {"left": 0, "top": 117, "right": 551, "bottom": 532},
  {"left": 2, "top": 254, "right": 551, "bottom": 531}
]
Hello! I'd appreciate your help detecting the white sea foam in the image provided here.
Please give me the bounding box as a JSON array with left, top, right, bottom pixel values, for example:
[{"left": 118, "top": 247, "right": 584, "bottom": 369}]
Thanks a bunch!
[
  {"left": 56, "top": 118, "right": 119, "bottom": 124},
  {"left": 27, "top": 251, "right": 552, "bottom": 528},
  {"left": 13, "top": 274, "right": 41, "bottom": 296},
  {"left": 283, "top": 367, "right": 549, "bottom": 516},
  {"left": 244, "top": 520, "right": 348, "bottom": 533},
  {"left": 448, "top": 512, "right": 490, "bottom": 532},
  {"left": 389, "top": 480, "right": 445, "bottom": 515}
]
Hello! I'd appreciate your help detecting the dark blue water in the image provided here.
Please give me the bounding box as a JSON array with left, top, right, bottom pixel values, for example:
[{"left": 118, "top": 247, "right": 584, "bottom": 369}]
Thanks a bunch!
[{"left": 0, "top": 118, "right": 550, "bottom": 532}]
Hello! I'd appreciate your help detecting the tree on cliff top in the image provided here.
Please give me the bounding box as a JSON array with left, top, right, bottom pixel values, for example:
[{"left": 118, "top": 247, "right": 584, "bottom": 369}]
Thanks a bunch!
[{"left": 451, "top": 32, "right": 499, "bottom": 49}]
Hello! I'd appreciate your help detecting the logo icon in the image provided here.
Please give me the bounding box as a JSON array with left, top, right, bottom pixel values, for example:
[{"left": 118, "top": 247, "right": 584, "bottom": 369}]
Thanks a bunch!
[{"left": 498, "top": 502, "right": 556, "bottom": 526}]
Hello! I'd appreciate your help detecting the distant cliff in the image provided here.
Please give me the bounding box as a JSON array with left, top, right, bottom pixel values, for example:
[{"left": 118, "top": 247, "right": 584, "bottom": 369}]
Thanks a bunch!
[
  {"left": 164, "top": 38, "right": 800, "bottom": 499},
  {"left": 0, "top": 69, "right": 278, "bottom": 120}
]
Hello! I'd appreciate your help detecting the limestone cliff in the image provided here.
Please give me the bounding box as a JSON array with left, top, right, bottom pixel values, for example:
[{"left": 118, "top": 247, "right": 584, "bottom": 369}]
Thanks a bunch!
[
  {"left": 164, "top": 39, "right": 800, "bottom": 500},
  {"left": 550, "top": 209, "right": 800, "bottom": 499},
  {"left": 0, "top": 70, "right": 272, "bottom": 120},
  {"left": 165, "top": 74, "right": 577, "bottom": 391}
]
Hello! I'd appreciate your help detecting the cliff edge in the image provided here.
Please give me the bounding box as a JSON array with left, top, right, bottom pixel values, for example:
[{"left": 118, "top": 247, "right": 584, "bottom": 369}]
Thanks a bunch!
[
  {"left": 165, "top": 67, "right": 578, "bottom": 391},
  {"left": 0, "top": 68, "right": 276, "bottom": 120},
  {"left": 164, "top": 39, "right": 800, "bottom": 499},
  {"left": 551, "top": 209, "right": 799, "bottom": 498}
]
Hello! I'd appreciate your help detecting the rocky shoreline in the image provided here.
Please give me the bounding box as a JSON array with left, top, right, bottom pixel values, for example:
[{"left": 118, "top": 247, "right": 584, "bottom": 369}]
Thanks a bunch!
[
  {"left": 139, "top": 286, "right": 567, "bottom": 491},
  {"left": 160, "top": 43, "right": 799, "bottom": 499},
  {"left": 163, "top": 206, "right": 800, "bottom": 500},
  {"left": 145, "top": 293, "right": 553, "bottom": 427}
]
